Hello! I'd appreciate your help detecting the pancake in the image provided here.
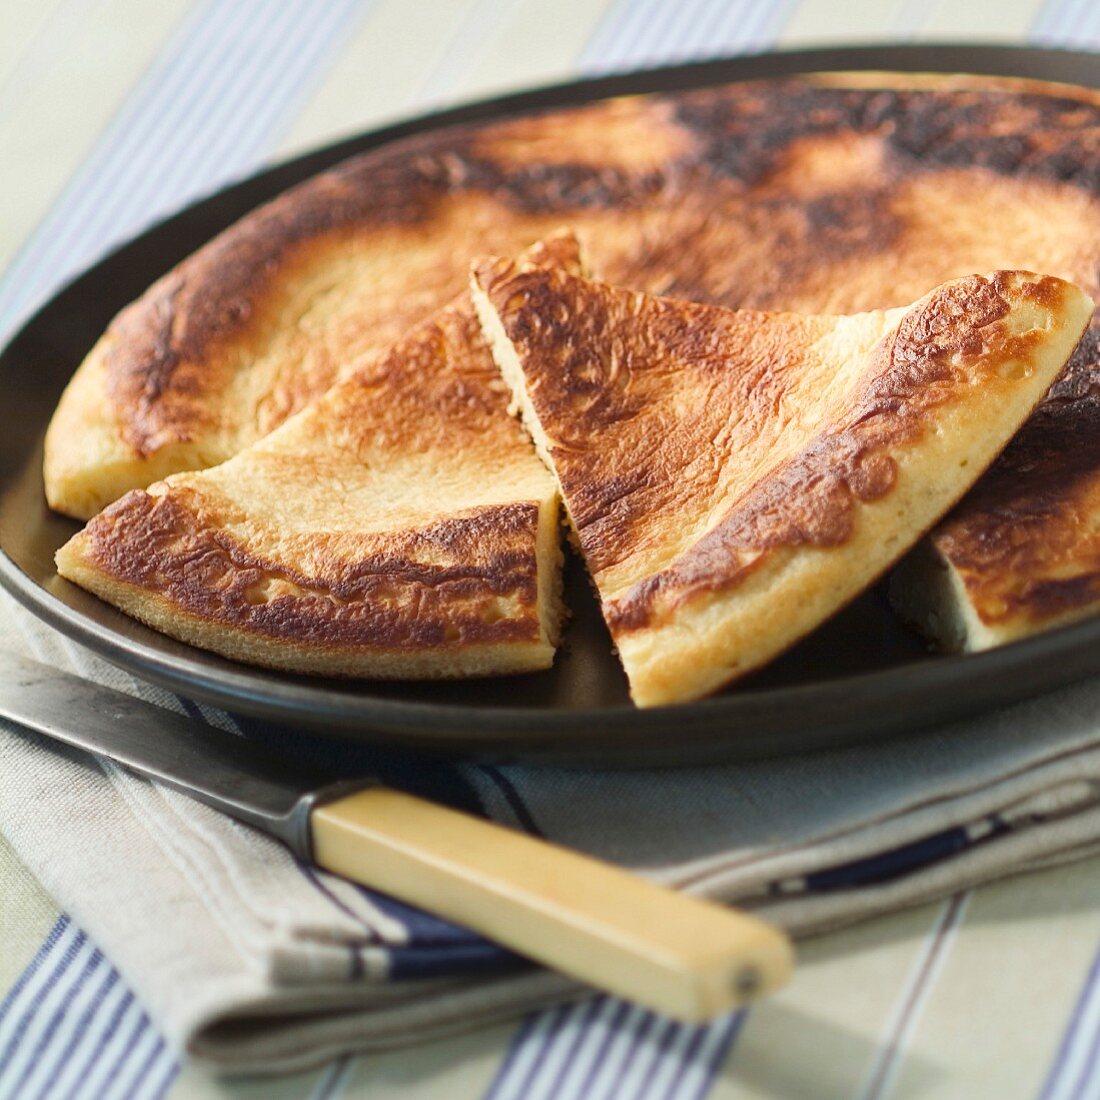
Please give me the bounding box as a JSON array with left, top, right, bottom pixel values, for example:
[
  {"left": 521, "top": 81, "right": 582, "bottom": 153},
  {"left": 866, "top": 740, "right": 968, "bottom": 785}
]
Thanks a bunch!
[
  {"left": 44, "top": 72, "right": 1100, "bottom": 643},
  {"left": 472, "top": 260, "right": 1092, "bottom": 705},
  {"left": 889, "top": 422, "right": 1100, "bottom": 650},
  {"left": 53, "top": 234, "right": 581, "bottom": 678}
]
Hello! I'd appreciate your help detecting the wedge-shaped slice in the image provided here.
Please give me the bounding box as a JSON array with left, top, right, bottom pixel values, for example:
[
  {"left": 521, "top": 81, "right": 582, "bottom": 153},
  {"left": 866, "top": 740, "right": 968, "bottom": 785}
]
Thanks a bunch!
[
  {"left": 474, "top": 261, "right": 1092, "bottom": 706},
  {"left": 889, "top": 437, "right": 1100, "bottom": 651},
  {"left": 55, "top": 235, "right": 582, "bottom": 678}
]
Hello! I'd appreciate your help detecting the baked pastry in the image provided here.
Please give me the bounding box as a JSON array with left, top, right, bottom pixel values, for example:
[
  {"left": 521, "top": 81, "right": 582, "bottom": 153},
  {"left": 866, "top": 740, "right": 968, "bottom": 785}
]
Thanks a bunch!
[
  {"left": 54, "top": 235, "right": 582, "bottom": 677},
  {"left": 474, "top": 260, "right": 1093, "bottom": 705},
  {"left": 44, "top": 73, "right": 1100, "bottom": 645},
  {"left": 889, "top": 451, "right": 1100, "bottom": 650}
]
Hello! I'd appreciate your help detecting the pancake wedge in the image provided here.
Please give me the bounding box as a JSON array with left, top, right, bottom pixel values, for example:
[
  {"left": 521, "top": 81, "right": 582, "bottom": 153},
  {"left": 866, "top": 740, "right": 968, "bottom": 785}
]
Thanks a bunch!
[
  {"left": 474, "top": 261, "right": 1092, "bottom": 706},
  {"left": 890, "top": 437, "right": 1100, "bottom": 650},
  {"left": 54, "top": 235, "right": 582, "bottom": 678}
]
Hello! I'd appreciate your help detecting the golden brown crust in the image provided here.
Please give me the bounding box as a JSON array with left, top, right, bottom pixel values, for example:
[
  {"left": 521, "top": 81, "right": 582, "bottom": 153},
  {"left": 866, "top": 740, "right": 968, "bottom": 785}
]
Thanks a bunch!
[
  {"left": 607, "top": 273, "right": 1052, "bottom": 632},
  {"left": 96, "top": 101, "right": 684, "bottom": 460},
  {"left": 56, "top": 234, "right": 580, "bottom": 674},
  {"left": 47, "top": 72, "right": 1100, "bottom": 636},
  {"left": 477, "top": 262, "right": 1091, "bottom": 702},
  {"left": 101, "top": 128, "right": 498, "bottom": 455},
  {"left": 929, "top": 341, "right": 1100, "bottom": 629},
  {"left": 72, "top": 75, "right": 1100, "bottom": 462},
  {"left": 75, "top": 488, "right": 543, "bottom": 649},
  {"left": 669, "top": 78, "right": 1100, "bottom": 193},
  {"left": 480, "top": 264, "right": 1072, "bottom": 632}
]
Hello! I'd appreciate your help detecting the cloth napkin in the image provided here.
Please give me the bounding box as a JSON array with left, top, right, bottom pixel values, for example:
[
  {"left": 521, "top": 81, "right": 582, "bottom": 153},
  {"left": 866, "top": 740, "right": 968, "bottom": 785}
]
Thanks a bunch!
[{"left": 3, "top": 589, "right": 1100, "bottom": 1076}]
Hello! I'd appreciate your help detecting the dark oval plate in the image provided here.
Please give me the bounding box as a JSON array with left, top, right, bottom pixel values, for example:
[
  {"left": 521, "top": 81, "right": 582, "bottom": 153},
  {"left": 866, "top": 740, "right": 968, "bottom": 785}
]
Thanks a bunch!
[{"left": 3, "top": 43, "right": 1100, "bottom": 766}]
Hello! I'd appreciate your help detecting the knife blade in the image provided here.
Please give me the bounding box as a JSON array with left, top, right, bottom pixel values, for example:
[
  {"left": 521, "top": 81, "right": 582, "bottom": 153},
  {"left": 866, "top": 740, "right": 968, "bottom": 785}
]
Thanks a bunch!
[{"left": 0, "top": 648, "right": 793, "bottom": 1020}]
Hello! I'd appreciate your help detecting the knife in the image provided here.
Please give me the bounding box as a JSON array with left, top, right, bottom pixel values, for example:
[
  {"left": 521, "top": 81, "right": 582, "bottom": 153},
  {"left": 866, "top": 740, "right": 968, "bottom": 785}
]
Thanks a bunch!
[{"left": 0, "top": 648, "right": 792, "bottom": 1020}]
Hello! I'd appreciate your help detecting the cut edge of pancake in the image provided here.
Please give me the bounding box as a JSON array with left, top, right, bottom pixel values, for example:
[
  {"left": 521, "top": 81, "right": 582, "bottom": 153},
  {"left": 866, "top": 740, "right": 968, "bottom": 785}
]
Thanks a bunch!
[
  {"left": 887, "top": 527, "right": 1100, "bottom": 653},
  {"left": 614, "top": 366, "right": 1053, "bottom": 704},
  {"left": 887, "top": 537, "right": 1002, "bottom": 652},
  {"left": 473, "top": 260, "right": 561, "bottom": 497}
]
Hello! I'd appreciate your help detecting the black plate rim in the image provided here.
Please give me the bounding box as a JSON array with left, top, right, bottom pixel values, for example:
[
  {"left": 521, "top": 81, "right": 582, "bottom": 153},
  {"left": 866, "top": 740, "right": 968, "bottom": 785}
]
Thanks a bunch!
[{"left": 4, "top": 42, "right": 1100, "bottom": 762}]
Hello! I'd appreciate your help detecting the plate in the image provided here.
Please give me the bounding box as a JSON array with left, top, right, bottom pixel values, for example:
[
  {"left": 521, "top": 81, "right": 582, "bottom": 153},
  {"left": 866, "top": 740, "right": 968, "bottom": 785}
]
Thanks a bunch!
[{"left": 3, "top": 43, "right": 1100, "bottom": 766}]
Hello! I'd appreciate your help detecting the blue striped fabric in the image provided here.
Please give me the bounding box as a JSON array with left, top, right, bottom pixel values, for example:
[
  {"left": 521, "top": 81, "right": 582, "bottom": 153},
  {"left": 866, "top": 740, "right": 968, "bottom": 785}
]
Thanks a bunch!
[
  {"left": 483, "top": 999, "right": 745, "bottom": 1100},
  {"left": 1035, "top": 940, "right": 1100, "bottom": 1100},
  {"left": 4, "top": 0, "right": 1100, "bottom": 1096},
  {"left": 854, "top": 894, "right": 971, "bottom": 1100},
  {"left": 0, "top": 916, "right": 176, "bottom": 1100},
  {"left": 309, "top": 1055, "right": 357, "bottom": 1100},
  {"left": 1032, "top": 0, "right": 1100, "bottom": 45},
  {"left": 0, "top": 0, "right": 368, "bottom": 341},
  {"left": 0, "top": 1, "right": 384, "bottom": 1091},
  {"left": 798, "top": 819, "right": 1004, "bottom": 892},
  {"left": 579, "top": 0, "right": 797, "bottom": 74}
]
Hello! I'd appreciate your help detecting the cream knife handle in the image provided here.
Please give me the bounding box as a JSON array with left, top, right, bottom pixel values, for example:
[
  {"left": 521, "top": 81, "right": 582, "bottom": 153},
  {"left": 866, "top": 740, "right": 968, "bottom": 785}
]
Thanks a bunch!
[{"left": 311, "top": 786, "right": 793, "bottom": 1021}]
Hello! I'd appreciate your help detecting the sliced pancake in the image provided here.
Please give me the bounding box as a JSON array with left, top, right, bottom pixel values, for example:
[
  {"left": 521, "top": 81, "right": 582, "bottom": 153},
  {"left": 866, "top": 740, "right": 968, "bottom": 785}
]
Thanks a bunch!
[
  {"left": 45, "top": 73, "right": 1100, "bottom": 520},
  {"left": 889, "top": 409, "right": 1100, "bottom": 650},
  {"left": 44, "top": 73, "right": 1100, "bottom": 645},
  {"left": 54, "top": 234, "right": 582, "bottom": 678},
  {"left": 473, "top": 260, "right": 1092, "bottom": 705}
]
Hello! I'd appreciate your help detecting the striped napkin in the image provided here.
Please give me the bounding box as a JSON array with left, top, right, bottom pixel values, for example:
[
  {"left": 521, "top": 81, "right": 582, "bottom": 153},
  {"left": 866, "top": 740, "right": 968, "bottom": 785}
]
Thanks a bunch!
[{"left": 5, "top": 587, "right": 1100, "bottom": 1076}]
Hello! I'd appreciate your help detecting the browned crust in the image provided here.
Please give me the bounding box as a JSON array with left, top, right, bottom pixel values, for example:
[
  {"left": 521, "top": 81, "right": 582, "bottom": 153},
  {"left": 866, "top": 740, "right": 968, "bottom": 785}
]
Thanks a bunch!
[
  {"left": 61, "top": 73, "right": 1100, "bottom": 635},
  {"left": 72, "top": 488, "right": 545, "bottom": 650},
  {"left": 608, "top": 273, "right": 1050, "bottom": 632},
  {"left": 102, "top": 103, "right": 675, "bottom": 457},
  {"left": 480, "top": 262, "right": 1075, "bottom": 635},
  {"left": 311, "top": 228, "right": 583, "bottom": 462},
  {"left": 930, "top": 321, "right": 1100, "bottom": 627},
  {"left": 669, "top": 78, "right": 1100, "bottom": 192},
  {"left": 100, "top": 131, "right": 477, "bottom": 455},
  {"left": 60, "top": 232, "right": 577, "bottom": 670},
  {"left": 100, "top": 75, "right": 1100, "bottom": 455}
]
